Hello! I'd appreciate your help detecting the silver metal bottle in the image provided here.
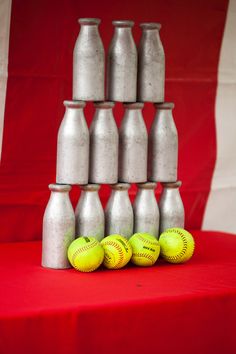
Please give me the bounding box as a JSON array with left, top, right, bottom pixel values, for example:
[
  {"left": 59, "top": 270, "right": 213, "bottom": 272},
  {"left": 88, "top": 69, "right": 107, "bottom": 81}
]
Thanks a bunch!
[
  {"left": 75, "top": 184, "right": 104, "bottom": 241},
  {"left": 42, "top": 184, "right": 75, "bottom": 269},
  {"left": 159, "top": 181, "right": 185, "bottom": 235},
  {"left": 119, "top": 103, "right": 148, "bottom": 183},
  {"left": 148, "top": 102, "right": 178, "bottom": 182},
  {"left": 73, "top": 18, "right": 105, "bottom": 101},
  {"left": 133, "top": 182, "right": 160, "bottom": 238},
  {"left": 105, "top": 183, "right": 133, "bottom": 238},
  {"left": 56, "top": 101, "right": 89, "bottom": 185},
  {"left": 89, "top": 102, "right": 119, "bottom": 184},
  {"left": 138, "top": 23, "right": 165, "bottom": 102},
  {"left": 107, "top": 20, "right": 137, "bottom": 102}
]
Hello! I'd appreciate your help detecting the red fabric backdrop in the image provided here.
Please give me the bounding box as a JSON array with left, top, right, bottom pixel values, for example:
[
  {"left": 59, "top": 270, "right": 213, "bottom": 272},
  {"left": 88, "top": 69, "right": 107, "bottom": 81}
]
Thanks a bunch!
[{"left": 0, "top": 0, "right": 229, "bottom": 242}]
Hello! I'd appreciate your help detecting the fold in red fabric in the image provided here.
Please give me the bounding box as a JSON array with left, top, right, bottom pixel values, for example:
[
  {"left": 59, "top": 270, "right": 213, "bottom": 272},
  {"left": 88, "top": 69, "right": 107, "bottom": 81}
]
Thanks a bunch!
[{"left": 0, "top": 231, "right": 235, "bottom": 354}]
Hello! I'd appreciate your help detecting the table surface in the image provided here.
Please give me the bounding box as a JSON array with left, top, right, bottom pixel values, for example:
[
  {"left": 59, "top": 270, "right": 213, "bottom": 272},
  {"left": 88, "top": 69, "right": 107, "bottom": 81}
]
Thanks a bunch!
[{"left": 0, "top": 231, "right": 236, "bottom": 354}]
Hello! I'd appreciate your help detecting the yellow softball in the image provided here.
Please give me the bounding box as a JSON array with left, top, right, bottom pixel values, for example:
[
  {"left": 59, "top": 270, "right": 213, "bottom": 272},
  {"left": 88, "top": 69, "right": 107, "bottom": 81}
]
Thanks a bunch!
[
  {"left": 67, "top": 236, "right": 104, "bottom": 272},
  {"left": 100, "top": 234, "right": 132, "bottom": 269},
  {"left": 159, "top": 228, "right": 195, "bottom": 264},
  {"left": 129, "top": 233, "right": 160, "bottom": 266}
]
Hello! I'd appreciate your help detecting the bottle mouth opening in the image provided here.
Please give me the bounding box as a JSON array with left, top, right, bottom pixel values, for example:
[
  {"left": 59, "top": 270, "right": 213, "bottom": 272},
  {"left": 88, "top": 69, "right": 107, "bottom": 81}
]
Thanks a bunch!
[
  {"left": 123, "top": 102, "right": 144, "bottom": 110},
  {"left": 140, "top": 22, "right": 161, "bottom": 30},
  {"left": 155, "top": 102, "right": 175, "bottom": 110},
  {"left": 64, "top": 100, "right": 86, "bottom": 108},
  {"left": 112, "top": 20, "right": 134, "bottom": 28},
  {"left": 137, "top": 182, "right": 157, "bottom": 190},
  {"left": 110, "top": 183, "right": 131, "bottom": 191},
  {"left": 94, "top": 101, "right": 115, "bottom": 109},
  {"left": 161, "top": 181, "right": 182, "bottom": 188},
  {"left": 80, "top": 184, "right": 100, "bottom": 191},
  {"left": 49, "top": 183, "right": 71, "bottom": 192},
  {"left": 78, "top": 18, "right": 101, "bottom": 26}
]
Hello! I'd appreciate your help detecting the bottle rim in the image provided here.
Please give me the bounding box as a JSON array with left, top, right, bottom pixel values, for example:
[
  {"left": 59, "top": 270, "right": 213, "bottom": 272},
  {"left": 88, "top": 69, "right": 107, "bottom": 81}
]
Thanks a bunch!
[
  {"left": 110, "top": 183, "right": 131, "bottom": 190},
  {"left": 123, "top": 102, "right": 144, "bottom": 110},
  {"left": 137, "top": 182, "right": 157, "bottom": 190},
  {"left": 140, "top": 22, "right": 161, "bottom": 30},
  {"left": 112, "top": 20, "right": 134, "bottom": 28},
  {"left": 78, "top": 18, "right": 101, "bottom": 26},
  {"left": 49, "top": 183, "right": 72, "bottom": 192},
  {"left": 94, "top": 101, "right": 115, "bottom": 109},
  {"left": 154, "top": 102, "right": 175, "bottom": 110},
  {"left": 161, "top": 181, "right": 182, "bottom": 189},
  {"left": 63, "top": 100, "right": 86, "bottom": 108},
  {"left": 80, "top": 184, "right": 101, "bottom": 191}
]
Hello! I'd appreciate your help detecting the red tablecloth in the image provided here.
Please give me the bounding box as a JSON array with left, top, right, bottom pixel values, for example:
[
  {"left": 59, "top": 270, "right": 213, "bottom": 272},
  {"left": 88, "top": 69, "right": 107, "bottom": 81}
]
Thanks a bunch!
[{"left": 0, "top": 231, "right": 236, "bottom": 354}]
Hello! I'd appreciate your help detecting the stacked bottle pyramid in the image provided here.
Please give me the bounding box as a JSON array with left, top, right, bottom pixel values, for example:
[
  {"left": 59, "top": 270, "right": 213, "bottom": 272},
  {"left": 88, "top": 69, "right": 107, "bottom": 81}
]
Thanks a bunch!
[{"left": 42, "top": 18, "right": 185, "bottom": 269}]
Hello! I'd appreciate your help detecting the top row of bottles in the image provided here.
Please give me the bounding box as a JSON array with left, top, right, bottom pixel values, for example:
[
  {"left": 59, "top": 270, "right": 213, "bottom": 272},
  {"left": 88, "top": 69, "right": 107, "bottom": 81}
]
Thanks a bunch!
[{"left": 73, "top": 19, "right": 165, "bottom": 103}]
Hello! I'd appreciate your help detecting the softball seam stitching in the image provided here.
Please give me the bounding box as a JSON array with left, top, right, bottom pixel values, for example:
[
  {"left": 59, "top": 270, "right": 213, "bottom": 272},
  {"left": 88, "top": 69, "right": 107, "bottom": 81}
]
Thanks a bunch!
[
  {"left": 135, "top": 234, "right": 159, "bottom": 247},
  {"left": 71, "top": 240, "right": 98, "bottom": 269},
  {"left": 132, "top": 252, "right": 156, "bottom": 264},
  {"left": 102, "top": 241, "right": 125, "bottom": 268},
  {"left": 161, "top": 229, "right": 194, "bottom": 261}
]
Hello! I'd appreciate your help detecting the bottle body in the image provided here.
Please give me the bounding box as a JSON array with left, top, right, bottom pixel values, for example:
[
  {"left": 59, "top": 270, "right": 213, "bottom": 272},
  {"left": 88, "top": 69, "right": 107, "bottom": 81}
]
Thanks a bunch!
[
  {"left": 42, "top": 184, "right": 75, "bottom": 269},
  {"left": 75, "top": 184, "right": 104, "bottom": 241},
  {"left": 56, "top": 101, "right": 89, "bottom": 185},
  {"left": 148, "top": 102, "right": 178, "bottom": 182},
  {"left": 107, "top": 21, "right": 137, "bottom": 102},
  {"left": 89, "top": 102, "right": 118, "bottom": 184},
  {"left": 133, "top": 182, "right": 160, "bottom": 238},
  {"left": 119, "top": 103, "right": 148, "bottom": 183},
  {"left": 73, "top": 18, "right": 105, "bottom": 101},
  {"left": 138, "top": 23, "right": 165, "bottom": 102},
  {"left": 159, "top": 181, "right": 185, "bottom": 235},
  {"left": 105, "top": 184, "right": 133, "bottom": 238}
]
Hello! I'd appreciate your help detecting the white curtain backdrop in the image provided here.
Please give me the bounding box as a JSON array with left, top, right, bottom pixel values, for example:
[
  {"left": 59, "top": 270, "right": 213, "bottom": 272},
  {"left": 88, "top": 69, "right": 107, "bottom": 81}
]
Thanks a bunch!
[
  {"left": 0, "top": 0, "right": 12, "bottom": 161},
  {"left": 203, "top": 0, "right": 236, "bottom": 233}
]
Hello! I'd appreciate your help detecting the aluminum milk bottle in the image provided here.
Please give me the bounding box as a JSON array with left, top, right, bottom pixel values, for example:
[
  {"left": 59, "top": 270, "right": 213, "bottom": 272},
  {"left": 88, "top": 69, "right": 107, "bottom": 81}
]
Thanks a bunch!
[
  {"left": 105, "top": 183, "right": 133, "bottom": 238},
  {"left": 159, "top": 181, "right": 185, "bottom": 235},
  {"left": 73, "top": 18, "right": 105, "bottom": 101},
  {"left": 89, "top": 102, "right": 118, "bottom": 184},
  {"left": 148, "top": 102, "right": 178, "bottom": 182},
  {"left": 56, "top": 100, "right": 89, "bottom": 185},
  {"left": 119, "top": 103, "right": 148, "bottom": 183},
  {"left": 133, "top": 182, "right": 160, "bottom": 238},
  {"left": 42, "top": 184, "right": 75, "bottom": 269},
  {"left": 138, "top": 22, "right": 165, "bottom": 102},
  {"left": 75, "top": 184, "right": 104, "bottom": 241},
  {"left": 107, "top": 20, "right": 137, "bottom": 102}
]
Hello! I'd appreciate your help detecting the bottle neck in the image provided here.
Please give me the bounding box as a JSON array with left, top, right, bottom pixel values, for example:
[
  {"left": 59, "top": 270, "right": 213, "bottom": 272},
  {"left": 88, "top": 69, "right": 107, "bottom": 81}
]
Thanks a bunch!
[
  {"left": 156, "top": 109, "right": 173, "bottom": 122},
  {"left": 115, "top": 26, "right": 132, "bottom": 35},
  {"left": 65, "top": 106, "right": 84, "bottom": 117},
  {"left": 50, "top": 191, "right": 70, "bottom": 203},
  {"left": 138, "top": 188, "right": 155, "bottom": 197},
  {"left": 163, "top": 187, "right": 181, "bottom": 200},
  {"left": 80, "top": 25, "right": 99, "bottom": 37},
  {"left": 137, "top": 189, "right": 156, "bottom": 205},
  {"left": 93, "top": 109, "right": 116, "bottom": 132},
  {"left": 95, "top": 108, "right": 114, "bottom": 121},
  {"left": 112, "top": 189, "right": 129, "bottom": 200},
  {"left": 114, "top": 26, "right": 133, "bottom": 42},
  {"left": 142, "top": 28, "right": 160, "bottom": 40},
  {"left": 81, "top": 190, "right": 99, "bottom": 201},
  {"left": 124, "top": 108, "right": 143, "bottom": 120}
]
